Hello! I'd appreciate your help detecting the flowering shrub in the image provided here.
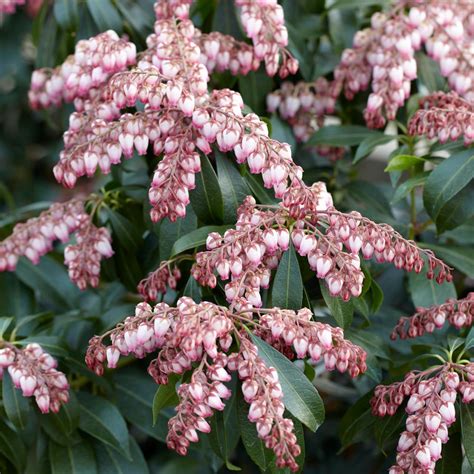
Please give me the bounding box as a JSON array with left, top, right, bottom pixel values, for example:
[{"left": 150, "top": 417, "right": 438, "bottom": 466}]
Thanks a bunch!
[{"left": 0, "top": 0, "right": 473, "bottom": 472}]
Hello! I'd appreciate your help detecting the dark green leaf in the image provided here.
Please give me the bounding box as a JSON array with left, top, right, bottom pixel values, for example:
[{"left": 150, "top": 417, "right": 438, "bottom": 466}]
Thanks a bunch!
[
  {"left": 2, "top": 372, "right": 30, "bottom": 430},
  {"left": 307, "top": 125, "right": 381, "bottom": 147},
  {"left": 423, "top": 150, "right": 474, "bottom": 222},
  {"left": 211, "top": 0, "right": 243, "bottom": 38},
  {"left": 216, "top": 152, "right": 250, "bottom": 224},
  {"left": 0, "top": 317, "right": 13, "bottom": 339},
  {"left": 416, "top": 52, "right": 446, "bottom": 93},
  {"left": 152, "top": 375, "right": 180, "bottom": 425},
  {"left": 461, "top": 403, "right": 474, "bottom": 469},
  {"left": 339, "top": 392, "right": 374, "bottom": 450},
  {"left": 0, "top": 419, "right": 27, "bottom": 472},
  {"left": 391, "top": 172, "right": 429, "bottom": 204},
  {"left": 244, "top": 172, "right": 277, "bottom": 205},
  {"left": 107, "top": 209, "right": 142, "bottom": 251},
  {"left": 270, "top": 115, "right": 296, "bottom": 151},
  {"left": 182, "top": 275, "right": 202, "bottom": 302},
  {"left": 53, "top": 0, "right": 78, "bottom": 29},
  {"left": 170, "top": 225, "right": 231, "bottom": 256},
  {"left": 190, "top": 154, "right": 224, "bottom": 224},
  {"left": 86, "top": 0, "right": 122, "bottom": 32},
  {"left": 435, "top": 183, "right": 474, "bottom": 233},
  {"left": 15, "top": 256, "right": 80, "bottom": 309},
  {"left": 49, "top": 439, "right": 98, "bottom": 474},
  {"left": 320, "top": 283, "right": 354, "bottom": 329},
  {"left": 94, "top": 436, "right": 149, "bottom": 474},
  {"left": 354, "top": 135, "right": 396, "bottom": 164},
  {"left": 436, "top": 432, "right": 462, "bottom": 473},
  {"left": 420, "top": 243, "right": 474, "bottom": 278},
  {"left": 238, "top": 70, "right": 274, "bottom": 115},
  {"left": 465, "top": 326, "right": 474, "bottom": 351},
  {"left": 158, "top": 208, "right": 197, "bottom": 261},
  {"left": 373, "top": 409, "right": 404, "bottom": 450},
  {"left": 112, "top": 368, "right": 168, "bottom": 442},
  {"left": 330, "top": 0, "right": 390, "bottom": 8},
  {"left": 249, "top": 333, "right": 325, "bottom": 431},
  {"left": 385, "top": 154, "right": 426, "bottom": 172},
  {"left": 77, "top": 392, "right": 131, "bottom": 458},
  {"left": 408, "top": 268, "right": 456, "bottom": 308},
  {"left": 271, "top": 243, "right": 303, "bottom": 310}
]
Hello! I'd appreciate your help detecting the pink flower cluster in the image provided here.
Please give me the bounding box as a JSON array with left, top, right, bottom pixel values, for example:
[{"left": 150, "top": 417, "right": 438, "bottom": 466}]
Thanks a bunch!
[
  {"left": 391, "top": 292, "right": 474, "bottom": 340},
  {"left": 0, "top": 0, "right": 25, "bottom": 14},
  {"left": 138, "top": 261, "right": 181, "bottom": 301},
  {"left": 256, "top": 307, "right": 367, "bottom": 377},
  {"left": 191, "top": 194, "right": 451, "bottom": 305},
  {"left": 87, "top": 297, "right": 367, "bottom": 468},
  {"left": 29, "top": 30, "right": 136, "bottom": 110},
  {"left": 408, "top": 91, "right": 474, "bottom": 145},
  {"left": 0, "top": 343, "right": 69, "bottom": 413},
  {"left": 0, "top": 199, "right": 113, "bottom": 289},
  {"left": 232, "top": 337, "right": 301, "bottom": 471},
  {"left": 235, "top": 0, "right": 298, "bottom": 78},
  {"left": 371, "top": 363, "right": 474, "bottom": 473},
  {"left": 270, "top": 1, "right": 474, "bottom": 132}
]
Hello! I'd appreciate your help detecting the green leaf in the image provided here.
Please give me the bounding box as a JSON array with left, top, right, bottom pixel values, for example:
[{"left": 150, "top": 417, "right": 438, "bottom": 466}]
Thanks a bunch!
[
  {"left": 339, "top": 392, "right": 374, "bottom": 450},
  {"left": 271, "top": 243, "right": 303, "bottom": 310},
  {"left": 408, "top": 268, "right": 456, "bottom": 308},
  {"left": 461, "top": 403, "right": 474, "bottom": 469},
  {"left": 15, "top": 256, "right": 80, "bottom": 309},
  {"left": 270, "top": 115, "right": 296, "bottom": 151},
  {"left": 208, "top": 387, "right": 240, "bottom": 470},
  {"left": 423, "top": 150, "right": 474, "bottom": 222},
  {"left": 158, "top": 207, "right": 197, "bottom": 261},
  {"left": 0, "top": 419, "right": 27, "bottom": 472},
  {"left": 307, "top": 125, "right": 381, "bottom": 147},
  {"left": 182, "top": 275, "right": 202, "bottom": 302},
  {"left": 49, "top": 439, "right": 98, "bottom": 474},
  {"left": 170, "top": 225, "right": 231, "bottom": 257},
  {"left": 190, "top": 153, "right": 224, "bottom": 224},
  {"left": 243, "top": 172, "right": 277, "bottom": 205},
  {"left": 112, "top": 368, "right": 168, "bottom": 442},
  {"left": 420, "top": 243, "right": 474, "bottom": 278},
  {"left": 416, "top": 52, "right": 446, "bottom": 93},
  {"left": 465, "top": 326, "right": 474, "bottom": 351},
  {"left": 211, "top": 0, "right": 243, "bottom": 38},
  {"left": 435, "top": 182, "right": 474, "bottom": 233},
  {"left": 107, "top": 209, "right": 142, "bottom": 251},
  {"left": 373, "top": 409, "right": 405, "bottom": 450},
  {"left": 16, "top": 335, "right": 68, "bottom": 357},
  {"left": 436, "top": 432, "right": 462, "bottom": 473},
  {"left": 237, "top": 392, "right": 274, "bottom": 471},
  {"left": 0, "top": 317, "right": 13, "bottom": 339},
  {"left": 216, "top": 152, "right": 250, "bottom": 224},
  {"left": 391, "top": 172, "right": 429, "bottom": 204},
  {"left": 77, "top": 392, "right": 131, "bottom": 459},
  {"left": 330, "top": 0, "right": 390, "bottom": 8},
  {"left": 353, "top": 135, "right": 396, "bottom": 164},
  {"left": 320, "top": 283, "right": 354, "bottom": 329},
  {"left": 238, "top": 69, "right": 274, "bottom": 115},
  {"left": 152, "top": 375, "right": 180, "bottom": 425},
  {"left": 0, "top": 273, "right": 34, "bottom": 319},
  {"left": 385, "top": 154, "right": 426, "bottom": 172},
  {"left": 86, "top": 0, "right": 122, "bottom": 32},
  {"left": 40, "top": 392, "right": 80, "bottom": 445},
  {"left": 2, "top": 372, "right": 30, "bottom": 430},
  {"left": 94, "top": 436, "right": 149, "bottom": 474},
  {"left": 249, "top": 333, "right": 325, "bottom": 431},
  {"left": 53, "top": 0, "right": 78, "bottom": 29}
]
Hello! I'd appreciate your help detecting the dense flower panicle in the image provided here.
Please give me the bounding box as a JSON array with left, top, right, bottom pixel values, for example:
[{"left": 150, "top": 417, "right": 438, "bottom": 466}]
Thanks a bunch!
[
  {"left": 192, "top": 193, "right": 451, "bottom": 304},
  {"left": 391, "top": 292, "right": 474, "bottom": 340},
  {"left": 0, "top": 343, "right": 69, "bottom": 414},
  {"left": 256, "top": 308, "right": 367, "bottom": 377},
  {"left": 371, "top": 363, "right": 474, "bottom": 473},
  {"left": 271, "top": 1, "right": 474, "bottom": 131},
  {"left": 408, "top": 91, "right": 474, "bottom": 145},
  {"left": 235, "top": 0, "right": 298, "bottom": 78},
  {"left": 234, "top": 338, "right": 301, "bottom": 471},
  {"left": 138, "top": 261, "right": 181, "bottom": 300},
  {"left": 0, "top": 198, "right": 113, "bottom": 289},
  {"left": 29, "top": 30, "right": 137, "bottom": 110},
  {"left": 64, "top": 221, "right": 114, "bottom": 290}
]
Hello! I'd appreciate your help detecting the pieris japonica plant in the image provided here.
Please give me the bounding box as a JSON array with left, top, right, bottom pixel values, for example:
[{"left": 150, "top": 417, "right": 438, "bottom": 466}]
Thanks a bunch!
[{"left": 0, "top": 0, "right": 473, "bottom": 473}]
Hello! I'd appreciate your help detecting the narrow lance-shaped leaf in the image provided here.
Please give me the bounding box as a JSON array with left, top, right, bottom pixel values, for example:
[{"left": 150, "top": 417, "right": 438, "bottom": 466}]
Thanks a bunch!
[{"left": 249, "top": 333, "right": 325, "bottom": 432}]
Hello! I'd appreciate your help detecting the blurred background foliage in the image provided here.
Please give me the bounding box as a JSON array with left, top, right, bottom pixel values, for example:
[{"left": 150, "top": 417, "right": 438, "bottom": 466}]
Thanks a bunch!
[{"left": 0, "top": 0, "right": 473, "bottom": 473}]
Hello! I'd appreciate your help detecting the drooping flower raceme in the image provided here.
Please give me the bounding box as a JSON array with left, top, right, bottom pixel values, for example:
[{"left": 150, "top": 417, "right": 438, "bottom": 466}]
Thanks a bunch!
[
  {"left": 269, "top": 0, "right": 474, "bottom": 136},
  {"left": 408, "top": 91, "right": 474, "bottom": 145},
  {"left": 0, "top": 198, "right": 113, "bottom": 290},
  {"left": 371, "top": 362, "right": 474, "bottom": 473},
  {"left": 391, "top": 292, "right": 474, "bottom": 339},
  {"left": 0, "top": 343, "right": 69, "bottom": 414},
  {"left": 86, "top": 297, "right": 366, "bottom": 469}
]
